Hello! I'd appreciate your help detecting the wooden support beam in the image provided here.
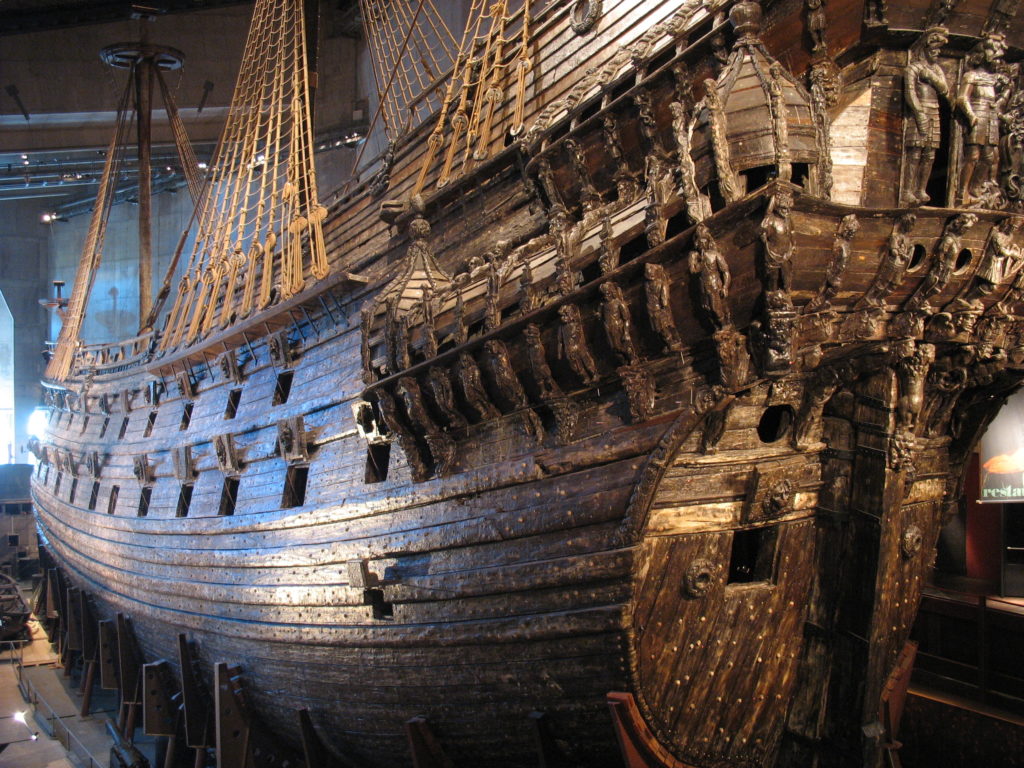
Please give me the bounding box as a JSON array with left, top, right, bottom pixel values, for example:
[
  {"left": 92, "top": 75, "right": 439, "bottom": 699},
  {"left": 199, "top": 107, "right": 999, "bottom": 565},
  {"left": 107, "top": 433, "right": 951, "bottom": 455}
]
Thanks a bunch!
[
  {"left": 880, "top": 640, "right": 918, "bottom": 768},
  {"left": 98, "top": 619, "right": 120, "bottom": 690},
  {"left": 177, "top": 634, "right": 213, "bottom": 749},
  {"left": 64, "top": 586, "right": 82, "bottom": 651},
  {"left": 214, "top": 662, "right": 250, "bottom": 768},
  {"left": 117, "top": 613, "right": 143, "bottom": 705},
  {"left": 529, "top": 711, "right": 569, "bottom": 768},
  {"left": 143, "top": 660, "right": 179, "bottom": 737},
  {"left": 44, "top": 568, "right": 57, "bottom": 620},
  {"left": 405, "top": 716, "right": 453, "bottom": 768},
  {"left": 298, "top": 708, "right": 346, "bottom": 768},
  {"left": 77, "top": 590, "right": 99, "bottom": 715},
  {"left": 606, "top": 692, "right": 695, "bottom": 768}
]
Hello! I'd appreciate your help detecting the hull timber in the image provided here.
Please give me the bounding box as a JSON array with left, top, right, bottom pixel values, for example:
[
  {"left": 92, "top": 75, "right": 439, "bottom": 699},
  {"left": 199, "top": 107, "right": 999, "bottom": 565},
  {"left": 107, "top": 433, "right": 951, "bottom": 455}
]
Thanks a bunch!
[{"left": 30, "top": 1, "right": 1024, "bottom": 767}]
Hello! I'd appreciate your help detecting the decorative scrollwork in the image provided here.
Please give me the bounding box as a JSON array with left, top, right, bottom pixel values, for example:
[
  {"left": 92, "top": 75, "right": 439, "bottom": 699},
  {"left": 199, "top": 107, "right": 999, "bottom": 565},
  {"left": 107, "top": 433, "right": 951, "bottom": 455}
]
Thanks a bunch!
[{"left": 570, "top": 0, "right": 602, "bottom": 35}]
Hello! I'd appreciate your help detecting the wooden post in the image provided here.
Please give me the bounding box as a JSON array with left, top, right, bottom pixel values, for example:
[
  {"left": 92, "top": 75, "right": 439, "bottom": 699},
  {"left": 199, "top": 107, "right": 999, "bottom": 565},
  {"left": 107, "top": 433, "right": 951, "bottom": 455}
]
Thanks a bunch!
[
  {"left": 177, "top": 634, "right": 213, "bottom": 750},
  {"left": 405, "top": 716, "right": 453, "bottom": 768},
  {"left": 606, "top": 692, "right": 694, "bottom": 768},
  {"left": 142, "top": 660, "right": 178, "bottom": 736},
  {"left": 214, "top": 662, "right": 250, "bottom": 768}
]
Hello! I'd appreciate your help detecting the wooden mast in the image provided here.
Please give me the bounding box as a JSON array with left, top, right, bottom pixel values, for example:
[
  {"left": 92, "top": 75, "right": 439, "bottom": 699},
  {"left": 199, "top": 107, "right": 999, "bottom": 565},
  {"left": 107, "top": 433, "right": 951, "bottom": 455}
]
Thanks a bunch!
[{"left": 100, "top": 40, "right": 184, "bottom": 332}]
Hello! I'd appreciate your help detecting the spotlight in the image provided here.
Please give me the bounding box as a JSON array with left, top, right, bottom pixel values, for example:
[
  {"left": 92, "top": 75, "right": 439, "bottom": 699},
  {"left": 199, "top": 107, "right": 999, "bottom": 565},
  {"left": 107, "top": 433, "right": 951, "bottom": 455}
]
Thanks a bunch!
[
  {"left": 40, "top": 212, "right": 56, "bottom": 223},
  {"left": 12, "top": 711, "right": 25, "bottom": 724},
  {"left": 197, "top": 162, "right": 208, "bottom": 170}
]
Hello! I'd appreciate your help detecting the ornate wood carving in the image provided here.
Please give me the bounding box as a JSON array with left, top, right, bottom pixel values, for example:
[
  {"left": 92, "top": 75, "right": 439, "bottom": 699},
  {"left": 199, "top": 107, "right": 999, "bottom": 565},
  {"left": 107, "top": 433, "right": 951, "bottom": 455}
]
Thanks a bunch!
[
  {"left": 132, "top": 454, "right": 152, "bottom": 485},
  {"left": 558, "top": 303, "right": 599, "bottom": 385},
  {"left": 483, "top": 340, "right": 543, "bottom": 440},
  {"left": 214, "top": 434, "right": 241, "bottom": 474},
  {"left": 957, "top": 34, "right": 1010, "bottom": 207},
  {"left": 644, "top": 263, "right": 682, "bottom": 354},
  {"left": 902, "top": 213, "right": 979, "bottom": 315},
  {"left": 376, "top": 388, "right": 428, "bottom": 482},
  {"left": 600, "top": 282, "right": 640, "bottom": 366},
  {"left": 619, "top": 365, "right": 656, "bottom": 423},
  {"left": 277, "top": 416, "right": 308, "bottom": 463},
  {"left": 602, "top": 113, "right": 640, "bottom": 204},
  {"left": 219, "top": 349, "right": 242, "bottom": 382},
  {"left": 688, "top": 224, "right": 732, "bottom": 333},
  {"left": 268, "top": 329, "right": 292, "bottom": 368},
  {"left": 397, "top": 376, "right": 455, "bottom": 476},
  {"left": 426, "top": 366, "right": 468, "bottom": 429},
  {"left": 176, "top": 371, "right": 195, "bottom": 399},
  {"left": 454, "top": 352, "right": 500, "bottom": 421},
  {"left": 848, "top": 214, "right": 918, "bottom": 338},
  {"left": 902, "top": 27, "right": 950, "bottom": 206},
  {"left": 806, "top": 215, "right": 859, "bottom": 314},
  {"left": 564, "top": 137, "right": 602, "bottom": 218}
]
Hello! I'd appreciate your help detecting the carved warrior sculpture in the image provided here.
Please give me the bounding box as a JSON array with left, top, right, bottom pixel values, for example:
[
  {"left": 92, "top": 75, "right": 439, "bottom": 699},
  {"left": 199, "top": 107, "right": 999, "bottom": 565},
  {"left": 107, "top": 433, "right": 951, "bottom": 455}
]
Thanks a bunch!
[
  {"left": 599, "top": 282, "right": 639, "bottom": 365},
  {"left": 558, "top": 303, "right": 599, "bottom": 385},
  {"left": 903, "top": 27, "right": 950, "bottom": 206},
  {"left": 688, "top": 223, "right": 732, "bottom": 331},
  {"left": 958, "top": 33, "right": 1011, "bottom": 207},
  {"left": 903, "top": 213, "right": 979, "bottom": 313},
  {"left": 601, "top": 113, "right": 640, "bottom": 203},
  {"left": 806, "top": 214, "right": 859, "bottom": 313},
  {"left": 805, "top": 0, "right": 827, "bottom": 56},
  {"left": 644, "top": 263, "right": 682, "bottom": 353}
]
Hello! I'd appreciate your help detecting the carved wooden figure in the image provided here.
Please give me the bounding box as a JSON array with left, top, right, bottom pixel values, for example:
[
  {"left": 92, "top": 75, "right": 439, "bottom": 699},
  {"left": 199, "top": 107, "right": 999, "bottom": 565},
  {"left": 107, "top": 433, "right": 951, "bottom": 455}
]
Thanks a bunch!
[
  {"left": 600, "top": 282, "right": 640, "bottom": 365},
  {"left": 455, "top": 352, "right": 500, "bottom": 421},
  {"left": 760, "top": 190, "right": 795, "bottom": 295},
  {"left": 806, "top": 214, "right": 859, "bottom": 313},
  {"left": 903, "top": 213, "right": 979, "bottom": 313},
  {"left": 903, "top": 27, "right": 950, "bottom": 205},
  {"left": 957, "top": 33, "right": 1010, "bottom": 207},
  {"left": 688, "top": 223, "right": 732, "bottom": 331},
  {"left": 557, "top": 303, "right": 600, "bottom": 385},
  {"left": 644, "top": 263, "right": 683, "bottom": 353}
]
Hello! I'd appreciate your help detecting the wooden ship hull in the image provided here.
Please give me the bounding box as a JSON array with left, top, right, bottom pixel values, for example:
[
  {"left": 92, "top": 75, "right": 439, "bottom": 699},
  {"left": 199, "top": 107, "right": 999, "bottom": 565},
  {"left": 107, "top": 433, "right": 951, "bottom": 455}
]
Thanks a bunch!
[{"left": 28, "top": 1, "right": 1024, "bottom": 766}]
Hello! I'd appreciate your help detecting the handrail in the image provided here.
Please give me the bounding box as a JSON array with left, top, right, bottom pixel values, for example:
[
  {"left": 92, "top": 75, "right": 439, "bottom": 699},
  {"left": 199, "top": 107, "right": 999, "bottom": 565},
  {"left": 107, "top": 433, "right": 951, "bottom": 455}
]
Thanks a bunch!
[{"left": 17, "top": 659, "right": 106, "bottom": 768}]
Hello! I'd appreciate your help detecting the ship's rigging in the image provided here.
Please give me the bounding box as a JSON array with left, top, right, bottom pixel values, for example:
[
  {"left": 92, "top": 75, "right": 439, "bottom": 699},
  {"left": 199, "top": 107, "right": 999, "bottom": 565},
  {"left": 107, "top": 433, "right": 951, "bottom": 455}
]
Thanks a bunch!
[{"left": 161, "top": 0, "right": 328, "bottom": 351}]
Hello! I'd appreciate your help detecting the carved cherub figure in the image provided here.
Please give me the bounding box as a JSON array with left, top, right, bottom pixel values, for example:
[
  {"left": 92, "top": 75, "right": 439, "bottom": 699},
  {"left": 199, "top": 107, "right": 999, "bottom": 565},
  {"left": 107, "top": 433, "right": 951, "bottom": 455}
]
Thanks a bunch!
[
  {"left": 558, "top": 304, "right": 599, "bottom": 384},
  {"left": 903, "top": 27, "right": 950, "bottom": 205},
  {"left": 760, "top": 191, "right": 795, "bottom": 294},
  {"left": 688, "top": 223, "right": 732, "bottom": 331},
  {"left": 958, "top": 33, "right": 1011, "bottom": 206}
]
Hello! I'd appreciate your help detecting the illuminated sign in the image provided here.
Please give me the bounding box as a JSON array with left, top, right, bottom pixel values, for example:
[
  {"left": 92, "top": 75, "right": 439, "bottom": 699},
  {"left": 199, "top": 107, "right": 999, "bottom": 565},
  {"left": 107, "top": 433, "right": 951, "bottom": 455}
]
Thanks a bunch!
[{"left": 980, "top": 388, "right": 1024, "bottom": 502}]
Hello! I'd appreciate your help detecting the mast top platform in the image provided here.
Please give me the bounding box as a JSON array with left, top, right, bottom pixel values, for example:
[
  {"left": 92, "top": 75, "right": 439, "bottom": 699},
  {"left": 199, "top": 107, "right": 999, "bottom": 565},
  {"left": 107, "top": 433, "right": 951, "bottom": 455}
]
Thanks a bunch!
[{"left": 100, "top": 43, "right": 184, "bottom": 70}]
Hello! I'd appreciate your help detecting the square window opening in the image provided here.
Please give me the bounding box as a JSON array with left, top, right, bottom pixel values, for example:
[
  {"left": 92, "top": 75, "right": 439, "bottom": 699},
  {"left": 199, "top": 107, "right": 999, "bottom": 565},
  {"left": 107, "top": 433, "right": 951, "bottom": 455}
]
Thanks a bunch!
[
  {"left": 282, "top": 465, "right": 309, "bottom": 508},
  {"left": 225, "top": 389, "right": 242, "bottom": 419},
  {"left": 727, "top": 526, "right": 779, "bottom": 585},
  {"left": 219, "top": 476, "right": 239, "bottom": 516},
  {"left": 88, "top": 481, "right": 100, "bottom": 511},
  {"left": 107, "top": 485, "right": 120, "bottom": 515},
  {"left": 273, "top": 371, "right": 294, "bottom": 405},
  {"left": 137, "top": 486, "right": 152, "bottom": 517},
  {"left": 176, "top": 484, "right": 194, "bottom": 518},
  {"left": 180, "top": 402, "right": 194, "bottom": 431}
]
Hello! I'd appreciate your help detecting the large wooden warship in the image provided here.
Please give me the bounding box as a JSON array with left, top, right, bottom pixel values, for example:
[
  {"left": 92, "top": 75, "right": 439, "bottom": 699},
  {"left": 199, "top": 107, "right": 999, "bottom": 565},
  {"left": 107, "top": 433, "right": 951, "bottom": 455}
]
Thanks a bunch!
[{"left": 28, "top": 0, "right": 1024, "bottom": 766}]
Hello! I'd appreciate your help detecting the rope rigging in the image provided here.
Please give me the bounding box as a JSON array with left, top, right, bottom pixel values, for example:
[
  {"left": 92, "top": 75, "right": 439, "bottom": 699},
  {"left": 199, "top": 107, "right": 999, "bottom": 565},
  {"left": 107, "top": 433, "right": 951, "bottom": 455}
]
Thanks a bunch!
[{"left": 162, "top": 0, "right": 328, "bottom": 350}]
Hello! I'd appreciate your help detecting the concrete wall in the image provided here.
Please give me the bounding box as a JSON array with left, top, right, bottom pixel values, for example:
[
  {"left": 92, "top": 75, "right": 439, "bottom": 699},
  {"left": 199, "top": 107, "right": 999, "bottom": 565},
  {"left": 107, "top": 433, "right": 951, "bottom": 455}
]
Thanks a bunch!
[{"left": 0, "top": 199, "right": 51, "bottom": 463}]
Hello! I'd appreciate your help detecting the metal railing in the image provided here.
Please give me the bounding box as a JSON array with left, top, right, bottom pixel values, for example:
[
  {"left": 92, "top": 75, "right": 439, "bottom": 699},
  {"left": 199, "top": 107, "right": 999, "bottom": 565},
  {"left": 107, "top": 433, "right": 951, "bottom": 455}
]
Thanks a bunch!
[
  {"left": 1, "top": 633, "right": 108, "bottom": 768},
  {"left": 20, "top": 673, "right": 107, "bottom": 768}
]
